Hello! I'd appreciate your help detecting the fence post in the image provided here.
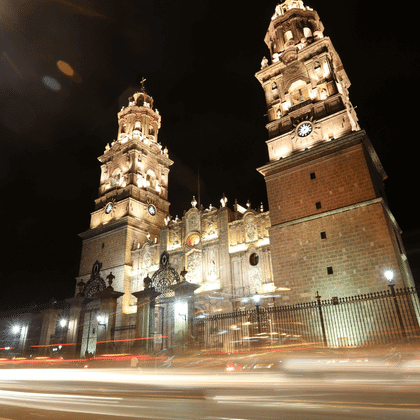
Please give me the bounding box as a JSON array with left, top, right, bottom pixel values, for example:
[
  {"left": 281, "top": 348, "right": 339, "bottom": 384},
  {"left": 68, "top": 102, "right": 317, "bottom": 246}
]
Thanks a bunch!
[
  {"left": 388, "top": 283, "right": 408, "bottom": 341},
  {"left": 316, "top": 292, "right": 328, "bottom": 347}
]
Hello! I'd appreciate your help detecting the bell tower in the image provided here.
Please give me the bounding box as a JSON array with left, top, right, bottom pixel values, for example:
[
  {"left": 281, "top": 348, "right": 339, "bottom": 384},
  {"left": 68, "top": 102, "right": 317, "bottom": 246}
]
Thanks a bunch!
[
  {"left": 77, "top": 80, "right": 173, "bottom": 315},
  {"left": 257, "top": 1, "right": 414, "bottom": 303}
]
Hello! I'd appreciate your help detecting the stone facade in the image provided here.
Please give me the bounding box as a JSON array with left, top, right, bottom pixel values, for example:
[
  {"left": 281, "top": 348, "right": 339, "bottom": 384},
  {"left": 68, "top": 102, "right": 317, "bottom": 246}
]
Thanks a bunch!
[
  {"left": 69, "top": 1, "right": 414, "bottom": 353},
  {"left": 129, "top": 202, "right": 273, "bottom": 316},
  {"left": 256, "top": 0, "right": 414, "bottom": 304},
  {"left": 1, "top": 1, "right": 418, "bottom": 359}
]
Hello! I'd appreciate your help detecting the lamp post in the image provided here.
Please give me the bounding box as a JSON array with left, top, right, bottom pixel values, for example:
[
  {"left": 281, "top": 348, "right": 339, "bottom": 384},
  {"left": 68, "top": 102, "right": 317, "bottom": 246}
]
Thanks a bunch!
[
  {"left": 56, "top": 318, "right": 68, "bottom": 357},
  {"left": 315, "top": 292, "right": 328, "bottom": 347},
  {"left": 385, "top": 271, "right": 407, "bottom": 341},
  {"left": 11, "top": 325, "right": 22, "bottom": 356},
  {"left": 252, "top": 292, "right": 262, "bottom": 336},
  {"left": 96, "top": 314, "right": 108, "bottom": 354}
]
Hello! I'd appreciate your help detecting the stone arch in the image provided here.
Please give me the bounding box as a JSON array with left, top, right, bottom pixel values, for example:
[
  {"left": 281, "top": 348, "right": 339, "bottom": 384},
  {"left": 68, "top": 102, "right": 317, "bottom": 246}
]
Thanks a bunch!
[
  {"left": 289, "top": 79, "right": 310, "bottom": 105},
  {"left": 111, "top": 168, "right": 122, "bottom": 187},
  {"left": 145, "top": 169, "right": 156, "bottom": 189}
]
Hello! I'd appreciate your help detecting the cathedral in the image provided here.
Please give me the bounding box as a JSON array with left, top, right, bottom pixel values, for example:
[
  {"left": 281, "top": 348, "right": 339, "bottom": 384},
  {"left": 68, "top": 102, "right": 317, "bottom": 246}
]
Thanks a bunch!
[{"left": 15, "top": 1, "right": 415, "bottom": 357}]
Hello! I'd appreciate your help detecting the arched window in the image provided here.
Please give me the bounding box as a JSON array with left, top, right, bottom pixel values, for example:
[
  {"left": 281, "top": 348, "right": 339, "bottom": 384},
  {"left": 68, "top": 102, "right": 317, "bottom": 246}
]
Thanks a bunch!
[
  {"left": 111, "top": 169, "right": 122, "bottom": 187},
  {"left": 289, "top": 80, "right": 310, "bottom": 105},
  {"left": 284, "top": 30, "right": 293, "bottom": 42},
  {"left": 146, "top": 170, "right": 156, "bottom": 189},
  {"left": 303, "top": 27, "right": 312, "bottom": 38}
]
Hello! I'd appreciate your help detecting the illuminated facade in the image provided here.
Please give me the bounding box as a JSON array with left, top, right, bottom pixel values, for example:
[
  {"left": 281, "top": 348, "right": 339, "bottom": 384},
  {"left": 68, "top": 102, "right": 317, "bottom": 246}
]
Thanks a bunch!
[
  {"left": 25, "top": 1, "right": 415, "bottom": 356},
  {"left": 72, "top": 80, "right": 274, "bottom": 355},
  {"left": 256, "top": 0, "right": 414, "bottom": 303}
]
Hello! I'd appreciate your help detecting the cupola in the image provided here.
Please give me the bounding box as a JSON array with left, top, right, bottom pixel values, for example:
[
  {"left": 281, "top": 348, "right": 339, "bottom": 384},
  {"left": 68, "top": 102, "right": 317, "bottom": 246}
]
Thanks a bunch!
[{"left": 266, "top": 0, "right": 324, "bottom": 64}]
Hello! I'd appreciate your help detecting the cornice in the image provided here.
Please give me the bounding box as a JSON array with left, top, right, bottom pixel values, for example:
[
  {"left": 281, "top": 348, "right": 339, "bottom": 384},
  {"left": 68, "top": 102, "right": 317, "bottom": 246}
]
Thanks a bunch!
[
  {"left": 270, "top": 197, "right": 384, "bottom": 231},
  {"left": 78, "top": 215, "right": 152, "bottom": 240},
  {"left": 257, "top": 130, "right": 386, "bottom": 181}
]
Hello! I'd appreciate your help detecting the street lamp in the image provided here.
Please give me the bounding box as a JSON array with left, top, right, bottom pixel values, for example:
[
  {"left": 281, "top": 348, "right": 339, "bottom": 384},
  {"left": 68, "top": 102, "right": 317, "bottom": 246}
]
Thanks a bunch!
[
  {"left": 252, "top": 292, "right": 261, "bottom": 307},
  {"left": 384, "top": 270, "right": 407, "bottom": 341},
  {"left": 384, "top": 270, "right": 394, "bottom": 283},
  {"left": 59, "top": 319, "right": 68, "bottom": 328},
  {"left": 11, "top": 325, "right": 22, "bottom": 356},
  {"left": 252, "top": 292, "right": 262, "bottom": 336}
]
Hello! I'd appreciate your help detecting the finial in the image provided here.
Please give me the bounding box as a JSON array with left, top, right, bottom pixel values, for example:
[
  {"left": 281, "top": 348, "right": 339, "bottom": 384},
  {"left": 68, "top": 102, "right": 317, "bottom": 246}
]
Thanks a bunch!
[
  {"left": 180, "top": 267, "right": 188, "bottom": 282},
  {"left": 220, "top": 193, "right": 228, "bottom": 208},
  {"left": 106, "top": 272, "right": 115, "bottom": 289},
  {"left": 76, "top": 280, "right": 85, "bottom": 297},
  {"left": 191, "top": 196, "right": 197, "bottom": 208},
  {"left": 144, "top": 275, "right": 152, "bottom": 290},
  {"left": 140, "top": 77, "right": 147, "bottom": 93}
]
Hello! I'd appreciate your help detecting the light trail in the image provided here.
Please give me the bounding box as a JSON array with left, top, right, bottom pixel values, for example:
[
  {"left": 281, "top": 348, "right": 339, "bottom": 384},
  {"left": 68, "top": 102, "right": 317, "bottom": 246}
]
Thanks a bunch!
[
  {"left": 1, "top": 52, "right": 22, "bottom": 78},
  {"left": 0, "top": 369, "right": 419, "bottom": 419},
  {"left": 48, "top": 0, "right": 108, "bottom": 19}
]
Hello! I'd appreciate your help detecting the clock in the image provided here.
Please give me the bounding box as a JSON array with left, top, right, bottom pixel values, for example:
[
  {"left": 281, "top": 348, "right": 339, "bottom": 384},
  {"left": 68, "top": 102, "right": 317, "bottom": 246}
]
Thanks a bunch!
[
  {"left": 105, "top": 202, "right": 113, "bottom": 214},
  {"left": 148, "top": 205, "right": 156, "bottom": 216},
  {"left": 297, "top": 122, "right": 313, "bottom": 137}
]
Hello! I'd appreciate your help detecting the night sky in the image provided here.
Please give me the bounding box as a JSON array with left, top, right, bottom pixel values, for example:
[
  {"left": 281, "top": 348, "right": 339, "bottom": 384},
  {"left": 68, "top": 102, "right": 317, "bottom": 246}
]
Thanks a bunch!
[{"left": 0, "top": 0, "right": 418, "bottom": 309}]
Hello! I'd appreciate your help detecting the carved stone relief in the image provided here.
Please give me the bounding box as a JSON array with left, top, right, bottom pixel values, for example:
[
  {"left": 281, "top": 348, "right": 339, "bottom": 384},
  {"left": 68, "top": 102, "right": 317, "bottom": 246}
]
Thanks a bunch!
[
  {"left": 245, "top": 214, "right": 257, "bottom": 243},
  {"left": 249, "top": 266, "right": 263, "bottom": 294},
  {"left": 143, "top": 251, "right": 152, "bottom": 270},
  {"left": 188, "top": 212, "right": 200, "bottom": 232},
  {"left": 206, "top": 247, "right": 218, "bottom": 279},
  {"left": 203, "top": 217, "right": 217, "bottom": 239},
  {"left": 186, "top": 251, "right": 202, "bottom": 284}
]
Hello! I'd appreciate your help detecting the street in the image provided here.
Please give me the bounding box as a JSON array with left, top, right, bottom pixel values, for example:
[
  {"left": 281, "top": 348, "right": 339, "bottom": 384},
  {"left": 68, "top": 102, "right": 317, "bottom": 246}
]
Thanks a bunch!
[{"left": 0, "top": 368, "right": 419, "bottom": 419}]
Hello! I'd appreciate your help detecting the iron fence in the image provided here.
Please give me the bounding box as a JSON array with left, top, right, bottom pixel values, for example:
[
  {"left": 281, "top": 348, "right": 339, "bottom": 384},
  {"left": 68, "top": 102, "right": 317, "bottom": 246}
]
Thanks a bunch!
[{"left": 194, "top": 286, "right": 420, "bottom": 352}]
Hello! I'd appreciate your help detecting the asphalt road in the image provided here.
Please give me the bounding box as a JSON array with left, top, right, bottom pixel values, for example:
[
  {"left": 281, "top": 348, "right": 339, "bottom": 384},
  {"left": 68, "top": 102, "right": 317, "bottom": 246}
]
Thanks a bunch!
[{"left": 0, "top": 369, "right": 419, "bottom": 419}]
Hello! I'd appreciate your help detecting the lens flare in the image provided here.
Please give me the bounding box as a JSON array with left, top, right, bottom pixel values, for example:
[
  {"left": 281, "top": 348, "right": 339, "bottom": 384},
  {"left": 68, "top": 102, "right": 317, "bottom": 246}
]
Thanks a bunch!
[
  {"left": 57, "top": 60, "right": 74, "bottom": 77},
  {"left": 42, "top": 76, "right": 61, "bottom": 91}
]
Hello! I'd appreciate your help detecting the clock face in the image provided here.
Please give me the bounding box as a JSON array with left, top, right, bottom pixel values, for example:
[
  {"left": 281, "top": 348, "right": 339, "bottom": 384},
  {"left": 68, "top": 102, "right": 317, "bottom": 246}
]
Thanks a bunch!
[
  {"left": 105, "top": 202, "right": 113, "bottom": 214},
  {"left": 148, "top": 205, "right": 156, "bottom": 216},
  {"left": 297, "top": 122, "right": 313, "bottom": 137}
]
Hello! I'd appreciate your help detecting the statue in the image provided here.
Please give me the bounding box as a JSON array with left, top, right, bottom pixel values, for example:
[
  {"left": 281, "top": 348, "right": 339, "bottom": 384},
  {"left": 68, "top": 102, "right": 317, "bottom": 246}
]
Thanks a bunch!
[{"left": 261, "top": 56, "right": 268, "bottom": 69}]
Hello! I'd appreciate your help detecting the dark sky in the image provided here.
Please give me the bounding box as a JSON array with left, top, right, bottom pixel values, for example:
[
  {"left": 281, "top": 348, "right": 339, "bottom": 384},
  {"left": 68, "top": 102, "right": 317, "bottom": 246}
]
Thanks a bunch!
[{"left": 0, "top": 0, "right": 418, "bottom": 308}]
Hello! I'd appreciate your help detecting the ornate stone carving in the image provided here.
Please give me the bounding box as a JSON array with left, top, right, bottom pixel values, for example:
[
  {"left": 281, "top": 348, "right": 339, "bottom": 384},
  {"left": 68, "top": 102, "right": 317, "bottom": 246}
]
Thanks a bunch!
[{"left": 187, "top": 251, "right": 202, "bottom": 284}]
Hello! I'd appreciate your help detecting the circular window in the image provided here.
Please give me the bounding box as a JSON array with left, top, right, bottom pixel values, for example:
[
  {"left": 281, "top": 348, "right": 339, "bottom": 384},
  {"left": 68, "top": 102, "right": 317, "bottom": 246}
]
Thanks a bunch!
[
  {"left": 249, "top": 253, "right": 259, "bottom": 266},
  {"left": 186, "top": 233, "right": 200, "bottom": 247}
]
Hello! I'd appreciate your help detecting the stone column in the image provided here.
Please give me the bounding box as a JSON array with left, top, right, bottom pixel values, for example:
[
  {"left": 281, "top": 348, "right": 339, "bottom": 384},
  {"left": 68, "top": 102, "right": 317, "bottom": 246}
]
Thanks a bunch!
[
  {"left": 39, "top": 307, "right": 61, "bottom": 356},
  {"left": 64, "top": 296, "right": 92, "bottom": 359},
  {"left": 217, "top": 206, "right": 232, "bottom": 301},
  {"left": 94, "top": 273, "right": 124, "bottom": 355},
  {"left": 132, "top": 276, "right": 161, "bottom": 355},
  {"left": 168, "top": 278, "right": 200, "bottom": 354},
  {"left": 13, "top": 314, "right": 31, "bottom": 357}
]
